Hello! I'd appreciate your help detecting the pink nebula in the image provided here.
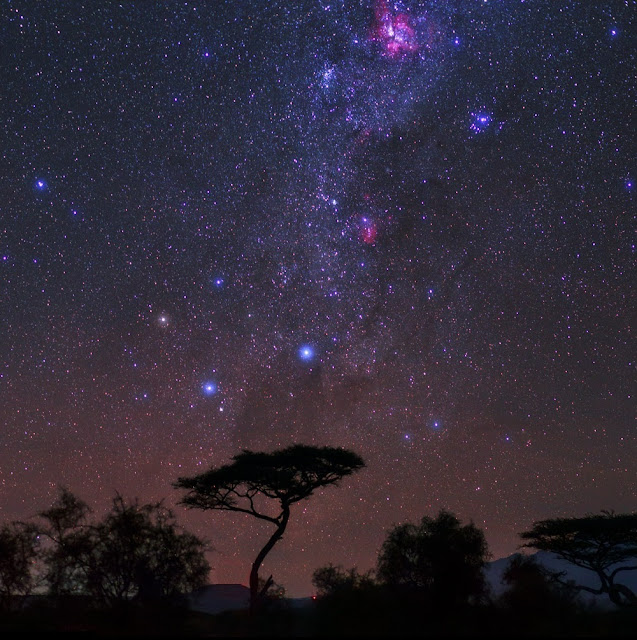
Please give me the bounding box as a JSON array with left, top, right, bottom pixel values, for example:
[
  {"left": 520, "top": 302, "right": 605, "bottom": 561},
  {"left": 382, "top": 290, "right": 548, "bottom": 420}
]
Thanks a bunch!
[{"left": 370, "top": 0, "right": 419, "bottom": 58}]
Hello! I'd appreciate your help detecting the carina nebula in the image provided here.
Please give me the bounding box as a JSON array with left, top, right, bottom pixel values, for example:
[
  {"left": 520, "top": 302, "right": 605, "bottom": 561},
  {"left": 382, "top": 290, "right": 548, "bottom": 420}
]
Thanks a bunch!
[{"left": 0, "top": 1, "right": 634, "bottom": 596}]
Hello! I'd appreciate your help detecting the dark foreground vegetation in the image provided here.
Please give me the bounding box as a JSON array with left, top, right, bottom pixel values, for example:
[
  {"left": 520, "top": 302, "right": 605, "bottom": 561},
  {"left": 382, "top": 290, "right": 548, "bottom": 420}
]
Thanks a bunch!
[
  {"left": 2, "top": 445, "right": 636, "bottom": 636},
  {"left": 1, "top": 590, "right": 637, "bottom": 637}
]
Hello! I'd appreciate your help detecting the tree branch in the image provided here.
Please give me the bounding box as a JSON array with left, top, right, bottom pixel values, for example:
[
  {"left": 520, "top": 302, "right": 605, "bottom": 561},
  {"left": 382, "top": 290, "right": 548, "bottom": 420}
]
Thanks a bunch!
[{"left": 610, "top": 565, "right": 637, "bottom": 580}]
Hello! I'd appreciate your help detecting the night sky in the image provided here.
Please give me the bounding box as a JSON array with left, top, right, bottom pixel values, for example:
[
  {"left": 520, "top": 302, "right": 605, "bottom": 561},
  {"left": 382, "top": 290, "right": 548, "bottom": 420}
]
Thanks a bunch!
[{"left": 1, "top": 0, "right": 635, "bottom": 597}]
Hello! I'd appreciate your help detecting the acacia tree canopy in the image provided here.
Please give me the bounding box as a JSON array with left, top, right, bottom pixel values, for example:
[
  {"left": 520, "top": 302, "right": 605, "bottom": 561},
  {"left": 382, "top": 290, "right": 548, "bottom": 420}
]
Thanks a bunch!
[
  {"left": 520, "top": 511, "right": 637, "bottom": 608},
  {"left": 174, "top": 444, "right": 365, "bottom": 609}
]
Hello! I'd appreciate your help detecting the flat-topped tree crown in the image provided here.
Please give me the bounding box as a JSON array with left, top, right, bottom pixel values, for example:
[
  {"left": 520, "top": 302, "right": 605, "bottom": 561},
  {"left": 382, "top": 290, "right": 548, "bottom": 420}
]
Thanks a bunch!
[
  {"left": 176, "top": 445, "right": 364, "bottom": 514},
  {"left": 174, "top": 444, "right": 365, "bottom": 610},
  {"left": 520, "top": 511, "right": 637, "bottom": 608}
]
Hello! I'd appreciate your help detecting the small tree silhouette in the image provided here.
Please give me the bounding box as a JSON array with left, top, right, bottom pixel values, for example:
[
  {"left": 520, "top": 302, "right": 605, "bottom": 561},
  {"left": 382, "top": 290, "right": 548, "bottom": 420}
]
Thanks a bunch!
[
  {"left": 499, "top": 553, "right": 577, "bottom": 615},
  {"left": 520, "top": 511, "right": 637, "bottom": 608},
  {"left": 376, "top": 509, "right": 490, "bottom": 608},
  {"left": 37, "top": 487, "right": 92, "bottom": 598},
  {"left": 0, "top": 522, "right": 40, "bottom": 611},
  {"left": 174, "top": 444, "right": 365, "bottom": 611},
  {"left": 37, "top": 488, "right": 210, "bottom": 608},
  {"left": 312, "top": 563, "right": 376, "bottom": 597}
]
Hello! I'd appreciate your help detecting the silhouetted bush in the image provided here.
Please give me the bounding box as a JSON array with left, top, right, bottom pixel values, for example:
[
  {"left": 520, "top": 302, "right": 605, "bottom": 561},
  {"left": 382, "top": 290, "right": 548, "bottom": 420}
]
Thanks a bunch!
[
  {"left": 37, "top": 487, "right": 210, "bottom": 608},
  {"left": 0, "top": 522, "right": 39, "bottom": 611},
  {"left": 377, "top": 509, "right": 490, "bottom": 610},
  {"left": 498, "top": 553, "right": 578, "bottom": 616}
]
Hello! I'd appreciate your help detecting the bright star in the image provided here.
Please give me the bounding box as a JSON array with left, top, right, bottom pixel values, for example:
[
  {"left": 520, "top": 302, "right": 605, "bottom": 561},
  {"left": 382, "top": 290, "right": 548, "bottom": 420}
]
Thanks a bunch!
[
  {"left": 202, "top": 381, "right": 218, "bottom": 396},
  {"left": 298, "top": 345, "right": 315, "bottom": 361},
  {"left": 35, "top": 179, "right": 47, "bottom": 191}
]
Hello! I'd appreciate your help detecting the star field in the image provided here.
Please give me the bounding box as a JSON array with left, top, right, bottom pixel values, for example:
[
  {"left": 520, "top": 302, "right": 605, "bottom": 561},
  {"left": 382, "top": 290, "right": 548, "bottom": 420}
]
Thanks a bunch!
[{"left": 1, "top": 1, "right": 635, "bottom": 596}]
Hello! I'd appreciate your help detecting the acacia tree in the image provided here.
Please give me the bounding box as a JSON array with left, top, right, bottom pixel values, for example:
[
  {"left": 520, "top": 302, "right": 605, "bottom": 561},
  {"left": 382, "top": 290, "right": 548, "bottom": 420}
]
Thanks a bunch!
[
  {"left": 520, "top": 511, "right": 637, "bottom": 608},
  {"left": 174, "top": 444, "right": 365, "bottom": 610}
]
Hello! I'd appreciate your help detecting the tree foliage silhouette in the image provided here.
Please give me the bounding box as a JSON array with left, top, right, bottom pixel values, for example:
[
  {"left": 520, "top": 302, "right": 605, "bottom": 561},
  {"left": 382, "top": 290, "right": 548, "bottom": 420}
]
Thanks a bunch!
[
  {"left": 520, "top": 511, "right": 637, "bottom": 608},
  {"left": 376, "top": 509, "right": 490, "bottom": 608},
  {"left": 0, "top": 522, "right": 40, "bottom": 611},
  {"left": 174, "top": 444, "right": 365, "bottom": 609},
  {"left": 37, "top": 487, "right": 92, "bottom": 598},
  {"left": 37, "top": 487, "right": 210, "bottom": 607},
  {"left": 312, "top": 563, "right": 376, "bottom": 597},
  {"left": 499, "top": 553, "right": 577, "bottom": 615}
]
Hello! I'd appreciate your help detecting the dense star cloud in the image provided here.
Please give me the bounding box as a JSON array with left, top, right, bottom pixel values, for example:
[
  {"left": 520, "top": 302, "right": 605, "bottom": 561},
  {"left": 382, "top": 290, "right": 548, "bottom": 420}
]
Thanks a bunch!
[{"left": 0, "top": 1, "right": 634, "bottom": 596}]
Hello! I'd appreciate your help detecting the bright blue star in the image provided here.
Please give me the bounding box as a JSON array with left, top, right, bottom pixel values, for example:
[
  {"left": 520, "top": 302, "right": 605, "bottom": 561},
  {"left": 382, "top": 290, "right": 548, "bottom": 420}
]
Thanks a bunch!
[
  {"left": 202, "top": 381, "right": 218, "bottom": 396},
  {"left": 625, "top": 179, "right": 633, "bottom": 191},
  {"left": 213, "top": 277, "right": 224, "bottom": 288},
  {"left": 35, "top": 179, "right": 47, "bottom": 191},
  {"left": 298, "top": 345, "right": 315, "bottom": 362}
]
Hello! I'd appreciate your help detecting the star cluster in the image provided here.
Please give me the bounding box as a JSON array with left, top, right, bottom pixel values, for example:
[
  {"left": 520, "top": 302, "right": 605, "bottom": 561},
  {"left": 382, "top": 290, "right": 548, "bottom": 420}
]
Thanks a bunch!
[{"left": 1, "top": 1, "right": 635, "bottom": 596}]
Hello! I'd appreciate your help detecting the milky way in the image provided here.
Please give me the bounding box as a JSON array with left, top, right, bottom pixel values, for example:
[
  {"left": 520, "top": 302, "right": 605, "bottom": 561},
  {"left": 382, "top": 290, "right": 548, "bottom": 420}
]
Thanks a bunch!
[{"left": 1, "top": 1, "right": 635, "bottom": 596}]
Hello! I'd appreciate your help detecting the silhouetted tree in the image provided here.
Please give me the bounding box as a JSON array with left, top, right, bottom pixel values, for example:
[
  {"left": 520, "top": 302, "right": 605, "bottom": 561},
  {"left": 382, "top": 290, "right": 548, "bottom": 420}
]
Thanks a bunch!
[
  {"left": 520, "top": 511, "right": 637, "bottom": 608},
  {"left": 38, "top": 488, "right": 210, "bottom": 608},
  {"left": 37, "top": 487, "right": 92, "bottom": 598},
  {"left": 499, "top": 553, "right": 577, "bottom": 614},
  {"left": 0, "top": 522, "right": 40, "bottom": 611},
  {"left": 174, "top": 444, "right": 365, "bottom": 611},
  {"left": 257, "top": 575, "right": 285, "bottom": 600},
  {"left": 376, "top": 509, "right": 490, "bottom": 608},
  {"left": 312, "top": 563, "right": 376, "bottom": 597}
]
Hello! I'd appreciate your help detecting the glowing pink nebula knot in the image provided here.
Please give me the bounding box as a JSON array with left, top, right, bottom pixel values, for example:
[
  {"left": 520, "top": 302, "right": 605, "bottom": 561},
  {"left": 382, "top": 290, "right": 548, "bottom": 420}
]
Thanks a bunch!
[{"left": 370, "top": 0, "right": 419, "bottom": 58}]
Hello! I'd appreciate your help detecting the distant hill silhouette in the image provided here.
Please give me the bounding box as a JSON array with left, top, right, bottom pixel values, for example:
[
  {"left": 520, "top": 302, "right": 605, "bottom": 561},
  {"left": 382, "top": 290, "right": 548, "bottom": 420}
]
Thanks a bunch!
[
  {"left": 485, "top": 551, "right": 637, "bottom": 609},
  {"left": 188, "top": 584, "right": 250, "bottom": 615},
  {"left": 187, "top": 552, "right": 637, "bottom": 615},
  {"left": 187, "top": 584, "right": 314, "bottom": 614}
]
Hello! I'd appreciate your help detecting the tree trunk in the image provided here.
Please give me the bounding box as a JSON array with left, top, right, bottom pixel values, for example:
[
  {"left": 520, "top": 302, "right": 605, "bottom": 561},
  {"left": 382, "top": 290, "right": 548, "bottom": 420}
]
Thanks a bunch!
[
  {"left": 608, "top": 582, "right": 637, "bottom": 608},
  {"left": 249, "top": 507, "right": 290, "bottom": 613}
]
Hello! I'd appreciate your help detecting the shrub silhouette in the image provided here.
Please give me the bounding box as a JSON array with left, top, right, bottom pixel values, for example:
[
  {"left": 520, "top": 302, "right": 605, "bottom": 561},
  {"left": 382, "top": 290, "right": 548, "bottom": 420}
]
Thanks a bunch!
[
  {"left": 0, "top": 522, "right": 40, "bottom": 611},
  {"left": 37, "top": 487, "right": 209, "bottom": 608},
  {"left": 499, "top": 553, "right": 577, "bottom": 615},
  {"left": 376, "top": 509, "right": 490, "bottom": 609}
]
